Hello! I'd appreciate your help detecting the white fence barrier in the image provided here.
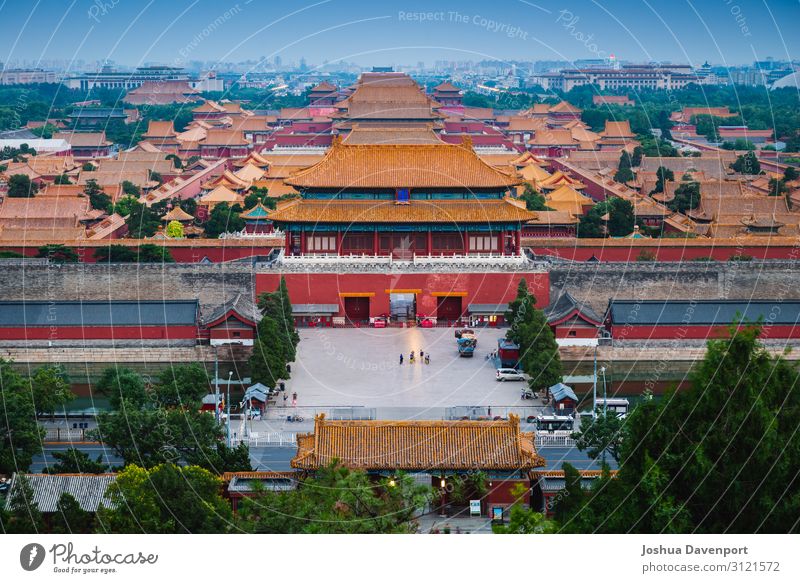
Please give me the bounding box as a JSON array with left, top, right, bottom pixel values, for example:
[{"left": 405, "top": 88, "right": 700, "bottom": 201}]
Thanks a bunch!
[
  {"left": 535, "top": 434, "right": 577, "bottom": 447},
  {"left": 230, "top": 432, "right": 297, "bottom": 447}
]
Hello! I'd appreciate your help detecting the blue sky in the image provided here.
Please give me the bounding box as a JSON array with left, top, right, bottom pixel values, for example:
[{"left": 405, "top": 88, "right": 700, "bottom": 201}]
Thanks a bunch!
[{"left": 1, "top": 0, "right": 797, "bottom": 69}]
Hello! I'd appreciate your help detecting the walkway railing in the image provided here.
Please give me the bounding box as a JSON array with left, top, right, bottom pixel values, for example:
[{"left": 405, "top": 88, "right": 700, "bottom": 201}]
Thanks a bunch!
[
  {"left": 44, "top": 428, "right": 89, "bottom": 442},
  {"left": 230, "top": 432, "right": 297, "bottom": 447},
  {"left": 535, "top": 434, "right": 577, "bottom": 447}
]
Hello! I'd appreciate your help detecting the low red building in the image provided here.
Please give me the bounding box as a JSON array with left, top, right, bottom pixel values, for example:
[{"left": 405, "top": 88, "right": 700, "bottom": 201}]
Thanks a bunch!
[
  {"left": 200, "top": 294, "right": 261, "bottom": 346},
  {"left": 605, "top": 299, "right": 800, "bottom": 341},
  {"left": 0, "top": 300, "right": 198, "bottom": 342},
  {"left": 291, "top": 413, "right": 545, "bottom": 517}
]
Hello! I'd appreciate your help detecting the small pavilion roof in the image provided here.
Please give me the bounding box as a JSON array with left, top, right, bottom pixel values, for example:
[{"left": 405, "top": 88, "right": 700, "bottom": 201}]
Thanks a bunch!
[{"left": 162, "top": 206, "right": 194, "bottom": 222}]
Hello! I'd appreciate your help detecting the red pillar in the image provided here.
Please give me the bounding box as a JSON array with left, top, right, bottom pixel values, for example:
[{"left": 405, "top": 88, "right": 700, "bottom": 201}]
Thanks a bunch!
[
  {"left": 300, "top": 230, "right": 306, "bottom": 254},
  {"left": 515, "top": 229, "right": 521, "bottom": 255},
  {"left": 373, "top": 229, "right": 379, "bottom": 256},
  {"left": 497, "top": 230, "right": 504, "bottom": 254},
  {"left": 463, "top": 229, "right": 469, "bottom": 255},
  {"left": 336, "top": 229, "right": 343, "bottom": 255},
  {"left": 426, "top": 230, "right": 433, "bottom": 256},
  {"left": 284, "top": 230, "right": 291, "bottom": 255}
]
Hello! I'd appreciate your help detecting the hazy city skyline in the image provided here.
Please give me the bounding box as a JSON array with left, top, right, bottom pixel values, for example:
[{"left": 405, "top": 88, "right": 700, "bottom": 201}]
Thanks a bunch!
[{"left": 0, "top": 0, "right": 797, "bottom": 71}]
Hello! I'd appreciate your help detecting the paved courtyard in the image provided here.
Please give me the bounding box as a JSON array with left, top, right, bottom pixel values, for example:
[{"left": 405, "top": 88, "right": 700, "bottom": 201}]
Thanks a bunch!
[{"left": 285, "top": 327, "right": 532, "bottom": 410}]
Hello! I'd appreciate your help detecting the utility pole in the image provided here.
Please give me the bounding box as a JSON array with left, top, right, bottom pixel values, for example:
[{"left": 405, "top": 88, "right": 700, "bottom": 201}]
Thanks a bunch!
[
  {"left": 214, "top": 347, "right": 220, "bottom": 424},
  {"left": 226, "top": 370, "right": 233, "bottom": 447},
  {"left": 600, "top": 366, "right": 607, "bottom": 467},
  {"left": 592, "top": 343, "right": 598, "bottom": 421}
]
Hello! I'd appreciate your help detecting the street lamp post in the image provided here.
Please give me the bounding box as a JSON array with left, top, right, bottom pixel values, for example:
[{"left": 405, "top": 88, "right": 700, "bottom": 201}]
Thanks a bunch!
[
  {"left": 214, "top": 348, "right": 220, "bottom": 424},
  {"left": 600, "top": 366, "right": 607, "bottom": 466},
  {"left": 592, "top": 343, "right": 598, "bottom": 420},
  {"left": 226, "top": 371, "right": 233, "bottom": 447}
]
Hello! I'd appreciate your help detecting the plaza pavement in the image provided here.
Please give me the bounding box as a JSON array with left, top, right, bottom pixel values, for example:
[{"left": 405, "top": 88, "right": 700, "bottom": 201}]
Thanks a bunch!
[{"left": 283, "top": 327, "right": 530, "bottom": 410}]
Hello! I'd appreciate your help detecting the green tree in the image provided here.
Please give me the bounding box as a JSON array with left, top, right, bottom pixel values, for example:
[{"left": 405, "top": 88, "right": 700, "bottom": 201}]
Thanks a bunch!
[
  {"left": 606, "top": 197, "right": 635, "bottom": 236},
  {"left": 7, "top": 173, "right": 39, "bottom": 197},
  {"left": 95, "top": 366, "right": 147, "bottom": 410},
  {"left": 94, "top": 244, "right": 136, "bottom": 262},
  {"left": 571, "top": 410, "right": 625, "bottom": 462},
  {"left": 505, "top": 279, "right": 562, "bottom": 392},
  {"left": 731, "top": 151, "right": 761, "bottom": 175},
  {"left": 97, "top": 464, "right": 232, "bottom": 533},
  {"left": 0, "top": 360, "right": 44, "bottom": 474},
  {"left": 29, "top": 364, "right": 73, "bottom": 416},
  {"left": 54, "top": 173, "right": 71, "bottom": 185},
  {"left": 204, "top": 202, "right": 245, "bottom": 238},
  {"left": 249, "top": 316, "right": 289, "bottom": 387},
  {"left": 166, "top": 220, "right": 184, "bottom": 238},
  {"left": 44, "top": 448, "right": 110, "bottom": 474},
  {"left": 519, "top": 183, "right": 550, "bottom": 211},
  {"left": 125, "top": 201, "right": 161, "bottom": 238},
  {"left": 577, "top": 209, "right": 605, "bottom": 238},
  {"left": 51, "top": 493, "right": 96, "bottom": 534},
  {"left": 630, "top": 146, "right": 644, "bottom": 167},
  {"left": 165, "top": 154, "right": 182, "bottom": 169},
  {"left": 667, "top": 180, "right": 701, "bottom": 213},
  {"left": 237, "top": 461, "right": 430, "bottom": 533},
  {"left": 121, "top": 180, "right": 140, "bottom": 197},
  {"left": 551, "top": 463, "right": 589, "bottom": 528},
  {"left": 492, "top": 483, "right": 557, "bottom": 534},
  {"left": 84, "top": 179, "right": 112, "bottom": 213},
  {"left": 568, "top": 324, "right": 800, "bottom": 533},
  {"left": 82, "top": 162, "right": 96, "bottom": 171},
  {"left": 36, "top": 244, "right": 78, "bottom": 262},
  {"left": 113, "top": 194, "right": 139, "bottom": 217},
  {"left": 148, "top": 170, "right": 163, "bottom": 184},
  {"left": 613, "top": 151, "right": 635, "bottom": 184},
  {"left": 137, "top": 243, "right": 174, "bottom": 263},
  {"left": 1, "top": 475, "right": 44, "bottom": 533},
  {"left": 768, "top": 177, "right": 787, "bottom": 197},
  {"left": 154, "top": 363, "right": 210, "bottom": 408},
  {"left": 651, "top": 166, "right": 675, "bottom": 194},
  {"left": 784, "top": 166, "right": 798, "bottom": 181}
]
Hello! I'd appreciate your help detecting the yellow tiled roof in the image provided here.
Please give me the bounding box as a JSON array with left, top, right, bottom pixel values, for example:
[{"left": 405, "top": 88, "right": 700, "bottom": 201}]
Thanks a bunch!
[
  {"left": 285, "top": 140, "right": 520, "bottom": 189},
  {"left": 268, "top": 198, "right": 536, "bottom": 224},
  {"left": 291, "top": 414, "right": 545, "bottom": 471}
]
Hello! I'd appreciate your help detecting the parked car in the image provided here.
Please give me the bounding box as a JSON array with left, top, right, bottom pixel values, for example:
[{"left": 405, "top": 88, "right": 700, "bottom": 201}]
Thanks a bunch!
[{"left": 496, "top": 368, "right": 526, "bottom": 382}]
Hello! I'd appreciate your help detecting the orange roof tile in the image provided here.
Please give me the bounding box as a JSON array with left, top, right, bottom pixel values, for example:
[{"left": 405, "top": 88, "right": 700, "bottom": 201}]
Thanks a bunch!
[
  {"left": 291, "top": 414, "right": 545, "bottom": 471},
  {"left": 268, "top": 198, "right": 535, "bottom": 224},
  {"left": 285, "top": 140, "right": 520, "bottom": 189}
]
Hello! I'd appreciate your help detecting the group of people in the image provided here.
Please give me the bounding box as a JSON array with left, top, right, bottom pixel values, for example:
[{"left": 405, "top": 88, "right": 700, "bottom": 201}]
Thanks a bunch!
[{"left": 400, "top": 350, "right": 430, "bottom": 365}]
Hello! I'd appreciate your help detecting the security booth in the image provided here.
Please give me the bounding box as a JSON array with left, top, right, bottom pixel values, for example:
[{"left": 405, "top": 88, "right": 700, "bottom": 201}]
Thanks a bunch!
[
  {"left": 292, "top": 304, "right": 338, "bottom": 327},
  {"left": 548, "top": 382, "right": 579, "bottom": 415},
  {"left": 467, "top": 303, "right": 508, "bottom": 327}
]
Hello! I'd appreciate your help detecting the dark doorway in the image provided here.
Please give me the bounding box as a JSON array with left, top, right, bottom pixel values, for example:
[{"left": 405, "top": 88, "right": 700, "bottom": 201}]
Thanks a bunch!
[
  {"left": 389, "top": 293, "right": 416, "bottom": 321},
  {"left": 436, "top": 297, "right": 463, "bottom": 321},
  {"left": 344, "top": 297, "right": 370, "bottom": 323}
]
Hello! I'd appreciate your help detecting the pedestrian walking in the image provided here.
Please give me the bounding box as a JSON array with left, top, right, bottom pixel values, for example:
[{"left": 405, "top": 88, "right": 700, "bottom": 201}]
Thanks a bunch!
[
  {"left": 420, "top": 350, "right": 424, "bottom": 360},
  {"left": 292, "top": 391, "right": 297, "bottom": 407},
  {"left": 283, "top": 392, "right": 288, "bottom": 407},
  {"left": 399, "top": 353, "right": 404, "bottom": 365},
  {"left": 424, "top": 354, "right": 430, "bottom": 365}
]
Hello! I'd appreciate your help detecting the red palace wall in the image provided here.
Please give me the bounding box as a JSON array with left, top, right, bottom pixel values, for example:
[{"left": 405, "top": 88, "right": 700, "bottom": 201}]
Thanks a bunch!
[
  {"left": 256, "top": 272, "right": 550, "bottom": 318},
  {"left": 611, "top": 324, "right": 800, "bottom": 340},
  {"left": 0, "top": 325, "right": 198, "bottom": 341},
  {"left": 526, "top": 241, "right": 800, "bottom": 262}
]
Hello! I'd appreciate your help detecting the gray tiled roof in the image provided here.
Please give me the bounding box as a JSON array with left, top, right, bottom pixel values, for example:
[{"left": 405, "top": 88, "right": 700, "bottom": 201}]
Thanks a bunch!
[
  {"left": 607, "top": 300, "right": 800, "bottom": 326},
  {"left": 201, "top": 293, "right": 261, "bottom": 325},
  {"left": 5, "top": 473, "right": 117, "bottom": 512},
  {"left": 544, "top": 291, "right": 603, "bottom": 324},
  {"left": 292, "top": 304, "right": 339, "bottom": 314},
  {"left": 0, "top": 301, "right": 198, "bottom": 326}
]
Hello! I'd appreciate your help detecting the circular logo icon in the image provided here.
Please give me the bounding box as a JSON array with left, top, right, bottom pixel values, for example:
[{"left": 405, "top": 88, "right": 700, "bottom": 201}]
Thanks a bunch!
[{"left": 20, "top": 543, "right": 46, "bottom": 571}]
